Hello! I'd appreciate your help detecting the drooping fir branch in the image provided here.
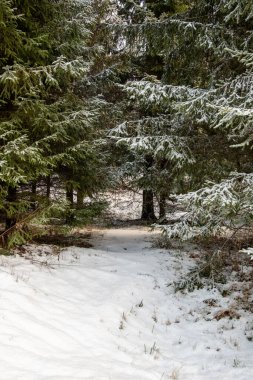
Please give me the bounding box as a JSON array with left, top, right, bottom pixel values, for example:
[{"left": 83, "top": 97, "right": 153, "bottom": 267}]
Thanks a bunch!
[
  {"left": 0, "top": 0, "right": 116, "bottom": 238},
  {"left": 159, "top": 173, "right": 253, "bottom": 240},
  {"left": 108, "top": 13, "right": 250, "bottom": 57},
  {"left": 110, "top": 115, "right": 195, "bottom": 168},
  {"left": 219, "top": 0, "right": 253, "bottom": 23}
]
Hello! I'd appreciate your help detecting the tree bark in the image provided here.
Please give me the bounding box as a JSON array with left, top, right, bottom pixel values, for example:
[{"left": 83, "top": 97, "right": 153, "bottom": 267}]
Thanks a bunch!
[
  {"left": 66, "top": 183, "right": 74, "bottom": 223},
  {"left": 77, "top": 188, "right": 84, "bottom": 209},
  {"left": 66, "top": 183, "right": 74, "bottom": 206},
  {"left": 141, "top": 189, "right": 156, "bottom": 221},
  {"left": 141, "top": 155, "right": 156, "bottom": 221},
  {"left": 5, "top": 186, "right": 17, "bottom": 230},
  {"left": 31, "top": 181, "right": 37, "bottom": 210}
]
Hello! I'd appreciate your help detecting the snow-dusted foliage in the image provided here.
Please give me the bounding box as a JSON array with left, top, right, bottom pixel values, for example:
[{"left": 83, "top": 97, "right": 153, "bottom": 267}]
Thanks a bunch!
[
  {"left": 220, "top": 0, "right": 253, "bottom": 23},
  {"left": 160, "top": 173, "right": 253, "bottom": 240},
  {"left": 0, "top": 0, "right": 97, "bottom": 186},
  {"left": 112, "top": 0, "right": 253, "bottom": 238},
  {"left": 173, "top": 69, "right": 253, "bottom": 149},
  {"left": 123, "top": 71, "right": 253, "bottom": 153},
  {"left": 110, "top": 115, "right": 194, "bottom": 169},
  {"left": 109, "top": 77, "right": 197, "bottom": 204},
  {"left": 161, "top": 69, "right": 253, "bottom": 238},
  {"left": 113, "top": 16, "right": 239, "bottom": 57},
  {"left": 125, "top": 81, "right": 203, "bottom": 110},
  {"left": 0, "top": 0, "right": 115, "bottom": 239}
]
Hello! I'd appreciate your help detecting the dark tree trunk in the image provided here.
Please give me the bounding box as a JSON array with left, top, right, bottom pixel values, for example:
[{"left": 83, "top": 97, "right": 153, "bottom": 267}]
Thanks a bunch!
[
  {"left": 77, "top": 189, "right": 84, "bottom": 209},
  {"left": 31, "top": 181, "right": 37, "bottom": 210},
  {"left": 46, "top": 176, "right": 51, "bottom": 199},
  {"left": 141, "top": 155, "right": 156, "bottom": 221},
  {"left": 158, "top": 158, "right": 169, "bottom": 220},
  {"left": 141, "top": 189, "right": 156, "bottom": 221},
  {"left": 66, "top": 183, "right": 74, "bottom": 223},
  {"left": 5, "top": 186, "right": 17, "bottom": 230},
  {"left": 66, "top": 184, "right": 74, "bottom": 206}
]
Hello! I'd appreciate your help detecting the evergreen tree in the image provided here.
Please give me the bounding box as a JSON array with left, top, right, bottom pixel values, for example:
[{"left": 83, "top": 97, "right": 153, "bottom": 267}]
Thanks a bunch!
[
  {"left": 0, "top": 0, "right": 114, "bottom": 244},
  {"left": 110, "top": 0, "right": 195, "bottom": 220},
  {"left": 111, "top": 0, "right": 253, "bottom": 231},
  {"left": 157, "top": 0, "right": 253, "bottom": 239}
]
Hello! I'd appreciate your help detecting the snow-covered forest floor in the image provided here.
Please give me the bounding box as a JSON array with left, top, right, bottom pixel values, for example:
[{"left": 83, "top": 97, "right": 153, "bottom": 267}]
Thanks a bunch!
[{"left": 0, "top": 225, "right": 252, "bottom": 380}]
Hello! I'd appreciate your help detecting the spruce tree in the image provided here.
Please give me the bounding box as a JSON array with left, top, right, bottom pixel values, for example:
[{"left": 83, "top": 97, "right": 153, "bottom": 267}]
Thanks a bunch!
[
  {"left": 0, "top": 0, "right": 114, "bottom": 244},
  {"left": 110, "top": 0, "right": 194, "bottom": 220},
  {"left": 157, "top": 0, "right": 253, "bottom": 239},
  {"left": 111, "top": 0, "right": 253, "bottom": 232}
]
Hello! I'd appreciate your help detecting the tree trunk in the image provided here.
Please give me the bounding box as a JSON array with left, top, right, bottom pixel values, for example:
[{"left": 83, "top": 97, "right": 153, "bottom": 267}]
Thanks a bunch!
[
  {"left": 66, "top": 183, "right": 74, "bottom": 223},
  {"left": 66, "top": 183, "right": 74, "bottom": 206},
  {"left": 5, "top": 186, "right": 17, "bottom": 230},
  {"left": 77, "top": 189, "right": 84, "bottom": 209},
  {"left": 141, "top": 189, "right": 156, "bottom": 221},
  {"left": 141, "top": 155, "right": 156, "bottom": 221},
  {"left": 31, "top": 181, "right": 37, "bottom": 210}
]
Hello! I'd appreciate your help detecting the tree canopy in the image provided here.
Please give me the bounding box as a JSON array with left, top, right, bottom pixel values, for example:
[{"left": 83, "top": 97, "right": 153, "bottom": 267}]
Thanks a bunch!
[{"left": 1, "top": 0, "right": 253, "bottom": 246}]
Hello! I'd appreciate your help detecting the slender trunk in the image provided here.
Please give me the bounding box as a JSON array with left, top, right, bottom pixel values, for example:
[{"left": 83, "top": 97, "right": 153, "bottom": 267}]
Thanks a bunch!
[
  {"left": 5, "top": 186, "right": 17, "bottom": 230},
  {"left": 141, "top": 189, "right": 156, "bottom": 221},
  {"left": 31, "top": 181, "right": 37, "bottom": 210},
  {"left": 66, "top": 183, "right": 74, "bottom": 206},
  {"left": 158, "top": 158, "right": 169, "bottom": 220},
  {"left": 141, "top": 155, "right": 156, "bottom": 221},
  {"left": 46, "top": 176, "right": 51, "bottom": 199},
  {"left": 77, "top": 189, "right": 84, "bottom": 209},
  {"left": 66, "top": 183, "right": 74, "bottom": 223}
]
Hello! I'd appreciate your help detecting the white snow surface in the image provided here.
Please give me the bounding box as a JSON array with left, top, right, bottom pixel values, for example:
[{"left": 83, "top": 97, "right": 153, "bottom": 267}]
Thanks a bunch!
[
  {"left": 104, "top": 190, "right": 143, "bottom": 220},
  {"left": 0, "top": 227, "right": 252, "bottom": 380}
]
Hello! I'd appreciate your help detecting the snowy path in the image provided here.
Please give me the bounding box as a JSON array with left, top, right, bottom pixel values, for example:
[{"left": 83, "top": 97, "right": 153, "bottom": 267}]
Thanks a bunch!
[{"left": 0, "top": 227, "right": 252, "bottom": 380}]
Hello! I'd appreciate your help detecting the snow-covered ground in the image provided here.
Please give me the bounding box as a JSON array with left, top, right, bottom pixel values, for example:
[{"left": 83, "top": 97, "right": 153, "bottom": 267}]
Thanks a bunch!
[
  {"left": 0, "top": 227, "right": 252, "bottom": 380},
  {"left": 103, "top": 190, "right": 143, "bottom": 220}
]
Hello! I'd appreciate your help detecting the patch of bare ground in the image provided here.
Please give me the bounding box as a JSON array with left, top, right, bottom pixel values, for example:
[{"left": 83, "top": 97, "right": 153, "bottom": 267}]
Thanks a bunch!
[{"left": 32, "top": 232, "right": 93, "bottom": 248}]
